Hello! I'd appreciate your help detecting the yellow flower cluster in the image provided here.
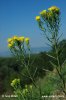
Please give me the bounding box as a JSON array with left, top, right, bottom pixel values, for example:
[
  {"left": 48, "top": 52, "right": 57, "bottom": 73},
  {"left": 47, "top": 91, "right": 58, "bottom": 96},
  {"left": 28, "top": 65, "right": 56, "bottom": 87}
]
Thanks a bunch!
[
  {"left": 8, "top": 36, "right": 30, "bottom": 48},
  {"left": 22, "top": 88, "right": 28, "bottom": 95},
  {"left": 11, "top": 78, "right": 20, "bottom": 87},
  {"left": 36, "top": 6, "right": 60, "bottom": 21},
  {"left": 25, "top": 84, "right": 32, "bottom": 89},
  {"left": 22, "top": 84, "right": 33, "bottom": 95},
  {"left": 40, "top": 10, "right": 47, "bottom": 16},
  {"left": 48, "top": 6, "right": 60, "bottom": 13},
  {"left": 40, "top": 10, "right": 53, "bottom": 20},
  {"left": 13, "top": 36, "right": 24, "bottom": 42}
]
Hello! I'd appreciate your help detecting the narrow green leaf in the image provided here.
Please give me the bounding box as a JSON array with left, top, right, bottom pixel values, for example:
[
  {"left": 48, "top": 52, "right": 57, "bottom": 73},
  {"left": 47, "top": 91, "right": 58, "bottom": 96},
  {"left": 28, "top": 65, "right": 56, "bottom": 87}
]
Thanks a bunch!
[
  {"left": 46, "top": 54, "right": 57, "bottom": 60},
  {"left": 50, "top": 61, "right": 57, "bottom": 68}
]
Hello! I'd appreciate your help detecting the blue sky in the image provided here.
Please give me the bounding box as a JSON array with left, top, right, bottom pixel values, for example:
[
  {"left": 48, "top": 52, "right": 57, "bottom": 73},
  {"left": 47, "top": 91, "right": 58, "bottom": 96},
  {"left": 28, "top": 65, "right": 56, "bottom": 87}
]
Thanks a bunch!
[{"left": 0, "top": 0, "right": 66, "bottom": 52}]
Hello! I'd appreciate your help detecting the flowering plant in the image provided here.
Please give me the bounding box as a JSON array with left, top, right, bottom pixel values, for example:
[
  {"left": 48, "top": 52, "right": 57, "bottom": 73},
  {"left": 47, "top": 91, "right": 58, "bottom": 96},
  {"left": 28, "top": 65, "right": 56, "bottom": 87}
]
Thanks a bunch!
[
  {"left": 8, "top": 36, "right": 40, "bottom": 100},
  {"left": 36, "top": 6, "right": 66, "bottom": 95}
]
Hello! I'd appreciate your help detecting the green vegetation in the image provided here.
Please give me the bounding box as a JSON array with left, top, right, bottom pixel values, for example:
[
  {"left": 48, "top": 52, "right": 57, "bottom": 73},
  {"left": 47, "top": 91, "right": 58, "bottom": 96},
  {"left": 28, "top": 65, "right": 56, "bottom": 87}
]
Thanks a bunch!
[
  {"left": 0, "top": 52, "right": 52, "bottom": 94},
  {"left": 0, "top": 39, "right": 66, "bottom": 99}
]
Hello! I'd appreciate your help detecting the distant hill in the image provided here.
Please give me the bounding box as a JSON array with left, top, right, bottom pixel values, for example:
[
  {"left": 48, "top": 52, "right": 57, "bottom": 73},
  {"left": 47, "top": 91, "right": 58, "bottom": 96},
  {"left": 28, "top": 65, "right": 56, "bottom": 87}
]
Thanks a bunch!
[
  {"left": 0, "top": 47, "right": 50, "bottom": 57},
  {"left": 31, "top": 47, "right": 50, "bottom": 53},
  {"left": 0, "top": 50, "right": 11, "bottom": 57}
]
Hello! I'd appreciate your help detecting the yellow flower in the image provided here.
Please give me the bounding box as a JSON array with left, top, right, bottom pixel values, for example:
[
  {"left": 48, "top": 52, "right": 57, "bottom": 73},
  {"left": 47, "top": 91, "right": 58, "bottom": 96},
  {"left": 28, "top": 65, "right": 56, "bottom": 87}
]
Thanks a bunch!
[
  {"left": 13, "top": 36, "right": 18, "bottom": 40},
  {"left": 11, "top": 79, "right": 20, "bottom": 87},
  {"left": 8, "top": 40, "right": 14, "bottom": 48},
  {"left": 48, "top": 6, "right": 60, "bottom": 13},
  {"left": 25, "top": 37, "right": 30, "bottom": 45},
  {"left": 18, "top": 36, "right": 25, "bottom": 42},
  {"left": 8, "top": 43, "right": 12, "bottom": 48},
  {"left": 7, "top": 38, "right": 12, "bottom": 43},
  {"left": 11, "top": 79, "right": 16, "bottom": 87},
  {"left": 25, "top": 38, "right": 30, "bottom": 42},
  {"left": 40, "top": 10, "right": 47, "bottom": 16},
  {"left": 29, "top": 85, "right": 32, "bottom": 89},
  {"left": 22, "top": 88, "right": 28, "bottom": 95},
  {"left": 35, "top": 16, "right": 40, "bottom": 21}
]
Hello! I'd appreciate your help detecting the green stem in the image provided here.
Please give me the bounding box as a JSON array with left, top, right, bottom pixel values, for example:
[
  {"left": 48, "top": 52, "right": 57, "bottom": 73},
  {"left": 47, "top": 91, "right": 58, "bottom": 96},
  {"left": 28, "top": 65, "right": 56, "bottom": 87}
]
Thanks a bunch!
[
  {"left": 25, "top": 64, "right": 37, "bottom": 88},
  {"left": 54, "top": 39, "right": 66, "bottom": 94}
]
